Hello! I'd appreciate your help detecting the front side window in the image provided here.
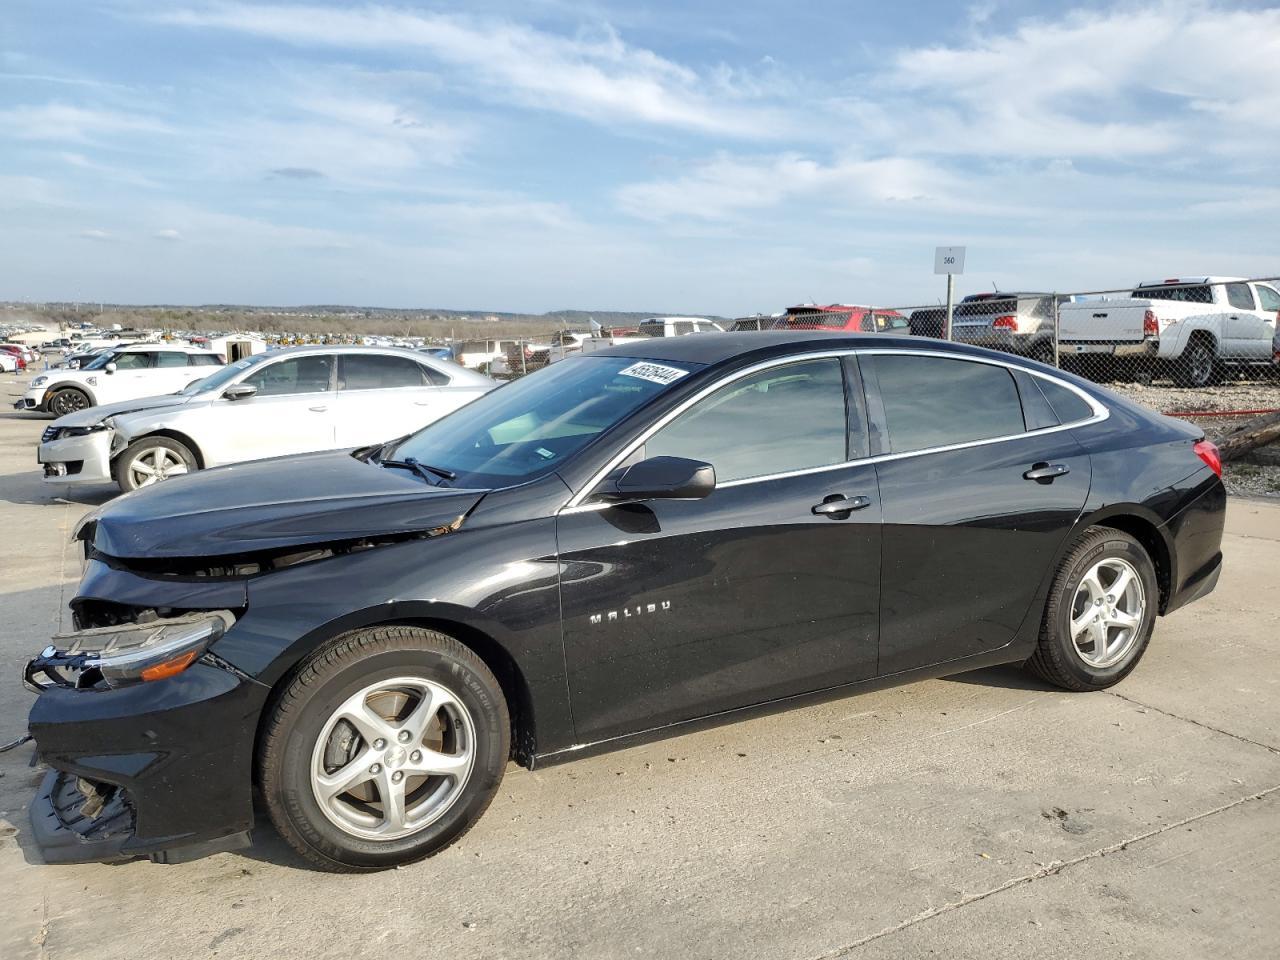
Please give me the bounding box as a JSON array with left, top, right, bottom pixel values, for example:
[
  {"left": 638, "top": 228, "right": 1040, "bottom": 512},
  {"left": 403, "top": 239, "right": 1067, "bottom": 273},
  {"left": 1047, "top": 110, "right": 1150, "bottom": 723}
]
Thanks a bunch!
[
  {"left": 871, "top": 355, "right": 1025, "bottom": 455},
  {"left": 645, "top": 358, "right": 847, "bottom": 483},
  {"left": 243, "top": 355, "right": 334, "bottom": 397},
  {"left": 1257, "top": 285, "right": 1280, "bottom": 312},
  {"left": 1226, "top": 283, "right": 1256, "bottom": 311},
  {"left": 340, "top": 354, "right": 434, "bottom": 390},
  {"left": 111, "top": 351, "right": 153, "bottom": 370}
]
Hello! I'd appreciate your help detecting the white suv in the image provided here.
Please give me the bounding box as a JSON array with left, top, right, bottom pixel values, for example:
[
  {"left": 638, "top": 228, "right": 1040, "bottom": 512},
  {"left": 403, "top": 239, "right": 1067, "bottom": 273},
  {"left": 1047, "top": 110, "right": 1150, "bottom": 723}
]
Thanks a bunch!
[
  {"left": 38, "top": 346, "right": 495, "bottom": 491},
  {"left": 17, "top": 343, "right": 224, "bottom": 417}
]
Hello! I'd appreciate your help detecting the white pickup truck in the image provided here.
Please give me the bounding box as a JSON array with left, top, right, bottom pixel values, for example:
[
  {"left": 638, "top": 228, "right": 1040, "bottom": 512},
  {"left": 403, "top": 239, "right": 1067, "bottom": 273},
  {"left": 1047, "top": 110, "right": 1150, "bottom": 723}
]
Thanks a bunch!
[
  {"left": 578, "top": 316, "right": 724, "bottom": 354},
  {"left": 1058, "top": 277, "right": 1280, "bottom": 386}
]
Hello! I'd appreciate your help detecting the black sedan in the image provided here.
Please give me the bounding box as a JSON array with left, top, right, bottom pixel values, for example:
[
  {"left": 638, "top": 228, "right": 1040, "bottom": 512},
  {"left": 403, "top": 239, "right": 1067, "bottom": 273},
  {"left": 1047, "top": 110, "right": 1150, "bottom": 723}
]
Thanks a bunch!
[{"left": 23, "top": 332, "right": 1225, "bottom": 871}]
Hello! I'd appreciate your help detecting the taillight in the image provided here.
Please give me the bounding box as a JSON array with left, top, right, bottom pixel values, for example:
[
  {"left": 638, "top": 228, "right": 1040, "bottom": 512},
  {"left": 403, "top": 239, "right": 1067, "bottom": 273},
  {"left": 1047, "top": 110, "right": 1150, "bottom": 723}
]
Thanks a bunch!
[
  {"left": 1193, "top": 439, "right": 1222, "bottom": 478},
  {"left": 1143, "top": 309, "right": 1159, "bottom": 337},
  {"left": 992, "top": 315, "right": 1018, "bottom": 332}
]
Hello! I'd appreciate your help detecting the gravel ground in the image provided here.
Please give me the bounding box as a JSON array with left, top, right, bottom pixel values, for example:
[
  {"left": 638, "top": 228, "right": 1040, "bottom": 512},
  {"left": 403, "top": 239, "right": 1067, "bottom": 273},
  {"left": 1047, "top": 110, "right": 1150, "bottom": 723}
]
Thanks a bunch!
[{"left": 1101, "top": 381, "right": 1280, "bottom": 498}]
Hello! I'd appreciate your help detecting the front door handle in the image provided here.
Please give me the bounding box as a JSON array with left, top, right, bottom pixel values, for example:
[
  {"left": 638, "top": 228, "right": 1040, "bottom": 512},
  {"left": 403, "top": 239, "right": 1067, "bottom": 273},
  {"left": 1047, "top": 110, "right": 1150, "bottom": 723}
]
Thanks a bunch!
[
  {"left": 812, "top": 494, "right": 872, "bottom": 518},
  {"left": 308, "top": 405, "right": 328, "bottom": 413},
  {"left": 1024, "top": 462, "right": 1069, "bottom": 482}
]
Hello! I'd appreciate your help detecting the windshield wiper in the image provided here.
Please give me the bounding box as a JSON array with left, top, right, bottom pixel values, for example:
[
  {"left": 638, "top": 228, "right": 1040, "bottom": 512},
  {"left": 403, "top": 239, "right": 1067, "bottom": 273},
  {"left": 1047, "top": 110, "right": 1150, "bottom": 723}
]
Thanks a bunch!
[{"left": 379, "top": 457, "right": 456, "bottom": 486}]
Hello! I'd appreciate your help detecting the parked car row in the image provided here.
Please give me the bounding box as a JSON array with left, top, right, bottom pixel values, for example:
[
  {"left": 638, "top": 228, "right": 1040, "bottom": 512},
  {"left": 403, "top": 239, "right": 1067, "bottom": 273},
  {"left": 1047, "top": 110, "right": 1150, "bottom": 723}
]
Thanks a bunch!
[{"left": 34, "top": 346, "right": 494, "bottom": 492}]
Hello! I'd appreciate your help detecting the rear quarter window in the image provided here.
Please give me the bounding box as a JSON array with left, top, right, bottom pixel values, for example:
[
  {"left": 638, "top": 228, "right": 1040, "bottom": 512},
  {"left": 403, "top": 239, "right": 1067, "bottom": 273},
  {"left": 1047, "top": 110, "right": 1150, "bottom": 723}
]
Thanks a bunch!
[{"left": 1034, "top": 378, "right": 1095, "bottom": 425}]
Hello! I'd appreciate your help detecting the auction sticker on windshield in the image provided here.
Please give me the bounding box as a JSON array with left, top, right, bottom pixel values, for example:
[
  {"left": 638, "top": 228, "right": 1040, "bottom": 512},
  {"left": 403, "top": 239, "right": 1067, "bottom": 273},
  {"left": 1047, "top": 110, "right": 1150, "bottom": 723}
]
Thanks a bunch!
[{"left": 618, "top": 362, "right": 689, "bottom": 386}]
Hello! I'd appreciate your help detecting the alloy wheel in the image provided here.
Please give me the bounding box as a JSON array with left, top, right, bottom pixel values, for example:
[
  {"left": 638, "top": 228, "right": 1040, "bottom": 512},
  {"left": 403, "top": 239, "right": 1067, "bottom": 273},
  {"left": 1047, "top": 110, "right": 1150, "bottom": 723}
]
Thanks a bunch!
[
  {"left": 310, "top": 677, "right": 476, "bottom": 841},
  {"left": 125, "top": 447, "right": 189, "bottom": 487},
  {"left": 51, "top": 391, "right": 89, "bottom": 416},
  {"left": 1069, "top": 557, "right": 1145, "bottom": 668}
]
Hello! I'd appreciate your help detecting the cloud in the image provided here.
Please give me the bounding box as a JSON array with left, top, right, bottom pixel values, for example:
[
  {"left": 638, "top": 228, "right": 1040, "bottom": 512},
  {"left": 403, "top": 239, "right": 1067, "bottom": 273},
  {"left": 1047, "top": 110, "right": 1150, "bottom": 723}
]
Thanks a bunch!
[
  {"left": 78, "top": 228, "right": 114, "bottom": 242},
  {"left": 154, "top": 228, "right": 183, "bottom": 241},
  {"left": 849, "top": 1, "right": 1280, "bottom": 158},
  {"left": 617, "top": 153, "right": 967, "bottom": 221},
  {"left": 153, "top": 3, "right": 784, "bottom": 136},
  {"left": 0, "top": 103, "right": 168, "bottom": 142},
  {"left": 269, "top": 166, "right": 325, "bottom": 180}
]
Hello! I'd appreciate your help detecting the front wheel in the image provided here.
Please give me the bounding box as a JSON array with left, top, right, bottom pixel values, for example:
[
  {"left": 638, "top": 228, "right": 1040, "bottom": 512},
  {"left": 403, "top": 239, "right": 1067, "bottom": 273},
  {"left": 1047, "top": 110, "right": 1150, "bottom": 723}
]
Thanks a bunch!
[
  {"left": 47, "top": 387, "right": 90, "bottom": 417},
  {"left": 113, "top": 436, "right": 198, "bottom": 491},
  {"left": 1027, "top": 527, "right": 1158, "bottom": 691},
  {"left": 259, "top": 626, "right": 510, "bottom": 872}
]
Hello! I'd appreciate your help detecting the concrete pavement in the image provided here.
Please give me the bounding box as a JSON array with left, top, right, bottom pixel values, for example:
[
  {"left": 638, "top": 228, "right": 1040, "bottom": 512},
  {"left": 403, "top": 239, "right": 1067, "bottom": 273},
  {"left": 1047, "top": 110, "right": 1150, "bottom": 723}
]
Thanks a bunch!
[{"left": 0, "top": 376, "right": 1276, "bottom": 960}]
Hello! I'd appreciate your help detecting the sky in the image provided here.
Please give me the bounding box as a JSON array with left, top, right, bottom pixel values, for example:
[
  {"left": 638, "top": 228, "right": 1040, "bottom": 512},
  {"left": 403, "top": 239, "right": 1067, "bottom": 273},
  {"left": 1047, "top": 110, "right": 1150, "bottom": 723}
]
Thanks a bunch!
[{"left": 2, "top": 0, "right": 1278, "bottom": 314}]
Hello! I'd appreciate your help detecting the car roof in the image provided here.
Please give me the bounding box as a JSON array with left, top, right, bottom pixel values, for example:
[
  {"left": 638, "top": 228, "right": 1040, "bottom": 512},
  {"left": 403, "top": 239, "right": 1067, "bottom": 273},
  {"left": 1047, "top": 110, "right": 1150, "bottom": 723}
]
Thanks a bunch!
[
  {"left": 113, "top": 342, "right": 202, "bottom": 352},
  {"left": 588, "top": 330, "right": 1021, "bottom": 367}
]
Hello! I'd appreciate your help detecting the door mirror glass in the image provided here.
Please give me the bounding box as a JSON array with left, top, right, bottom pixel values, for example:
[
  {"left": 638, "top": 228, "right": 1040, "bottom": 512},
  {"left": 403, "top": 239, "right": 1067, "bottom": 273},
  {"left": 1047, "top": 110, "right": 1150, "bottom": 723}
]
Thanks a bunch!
[
  {"left": 599, "top": 456, "right": 716, "bottom": 503},
  {"left": 104, "top": 361, "right": 117, "bottom": 374},
  {"left": 222, "top": 383, "right": 258, "bottom": 401}
]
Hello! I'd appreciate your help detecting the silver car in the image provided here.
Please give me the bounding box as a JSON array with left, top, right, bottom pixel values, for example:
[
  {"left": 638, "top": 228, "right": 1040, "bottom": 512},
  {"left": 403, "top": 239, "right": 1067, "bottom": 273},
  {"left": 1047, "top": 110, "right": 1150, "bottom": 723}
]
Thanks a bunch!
[{"left": 38, "top": 346, "right": 495, "bottom": 492}]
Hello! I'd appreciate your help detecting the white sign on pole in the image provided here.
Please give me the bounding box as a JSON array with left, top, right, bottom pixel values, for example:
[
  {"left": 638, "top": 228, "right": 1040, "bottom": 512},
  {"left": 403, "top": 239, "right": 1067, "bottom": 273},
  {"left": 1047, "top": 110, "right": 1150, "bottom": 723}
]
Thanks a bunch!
[{"left": 934, "top": 246, "right": 966, "bottom": 275}]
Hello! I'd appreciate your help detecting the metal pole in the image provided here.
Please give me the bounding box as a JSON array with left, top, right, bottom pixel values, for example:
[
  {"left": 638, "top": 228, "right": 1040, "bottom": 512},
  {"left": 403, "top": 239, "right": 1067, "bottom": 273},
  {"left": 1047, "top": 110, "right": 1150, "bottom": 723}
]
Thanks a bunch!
[
  {"left": 945, "top": 273, "right": 955, "bottom": 341},
  {"left": 1052, "top": 292, "right": 1061, "bottom": 368}
]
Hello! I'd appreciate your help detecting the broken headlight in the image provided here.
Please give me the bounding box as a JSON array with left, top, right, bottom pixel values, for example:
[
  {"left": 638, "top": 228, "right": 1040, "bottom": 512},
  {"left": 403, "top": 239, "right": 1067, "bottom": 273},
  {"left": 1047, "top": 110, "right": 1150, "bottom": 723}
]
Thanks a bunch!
[{"left": 25, "top": 611, "right": 235, "bottom": 690}]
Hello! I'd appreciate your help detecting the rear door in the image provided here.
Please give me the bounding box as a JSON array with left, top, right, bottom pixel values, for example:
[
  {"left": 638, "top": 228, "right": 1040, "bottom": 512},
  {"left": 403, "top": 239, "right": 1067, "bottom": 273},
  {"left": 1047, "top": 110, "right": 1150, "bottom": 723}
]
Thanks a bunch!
[
  {"left": 333, "top": 353, "right": 455, "bottom": 447},
  {"left": 559, "top": 355, "right": 882, "bottom": 743},
  {"left": 153, "top": 351, "right": 208, "bottom": 392},
  {"left": 861, "top": 351, "right": 1092, "bottom": 674}
]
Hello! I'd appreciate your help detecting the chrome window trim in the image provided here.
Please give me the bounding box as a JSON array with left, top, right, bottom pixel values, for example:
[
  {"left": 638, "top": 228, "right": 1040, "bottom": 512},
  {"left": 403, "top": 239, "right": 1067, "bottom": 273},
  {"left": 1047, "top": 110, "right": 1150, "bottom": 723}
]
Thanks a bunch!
[{"left": 560, "top": 347, "right": 1110, "bottom": 513}]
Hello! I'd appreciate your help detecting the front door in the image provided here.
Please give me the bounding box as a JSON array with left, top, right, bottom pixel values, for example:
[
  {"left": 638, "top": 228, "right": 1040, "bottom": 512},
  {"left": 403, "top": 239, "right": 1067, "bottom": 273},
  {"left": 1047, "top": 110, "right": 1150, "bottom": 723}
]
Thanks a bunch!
[
  {"left": 862, "top": 352, "right": 1092, "bottom": 674},
  {"left": 558, "top": 356, "right": 882, "bottom": 744}
]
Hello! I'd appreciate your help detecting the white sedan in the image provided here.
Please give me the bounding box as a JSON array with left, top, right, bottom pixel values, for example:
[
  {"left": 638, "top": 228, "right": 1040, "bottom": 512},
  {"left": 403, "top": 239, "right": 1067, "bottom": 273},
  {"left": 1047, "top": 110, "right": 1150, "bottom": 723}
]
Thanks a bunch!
[{"left": 38, "top": 346, "right": 496, "bottom": 491}]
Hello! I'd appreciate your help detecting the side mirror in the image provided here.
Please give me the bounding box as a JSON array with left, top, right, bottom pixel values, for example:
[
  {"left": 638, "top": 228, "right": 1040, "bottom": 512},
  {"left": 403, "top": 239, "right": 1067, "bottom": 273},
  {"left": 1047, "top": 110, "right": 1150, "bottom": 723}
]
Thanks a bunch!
[
  {"left": 599, "top": 456, "right": 716, "bottom": 503},
  {"left": 222, "top": 383, "right": 258, "bottom": 401},
  {"left": 104, "top": 362, "right": 117, "bottom": 374}
]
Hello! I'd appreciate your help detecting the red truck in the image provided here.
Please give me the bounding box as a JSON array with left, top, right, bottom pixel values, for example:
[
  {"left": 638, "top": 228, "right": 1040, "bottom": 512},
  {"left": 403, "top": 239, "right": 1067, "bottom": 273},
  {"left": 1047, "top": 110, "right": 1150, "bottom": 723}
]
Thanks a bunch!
[{"left": 782, "top": 304, "right": 909, "bottom": 333}]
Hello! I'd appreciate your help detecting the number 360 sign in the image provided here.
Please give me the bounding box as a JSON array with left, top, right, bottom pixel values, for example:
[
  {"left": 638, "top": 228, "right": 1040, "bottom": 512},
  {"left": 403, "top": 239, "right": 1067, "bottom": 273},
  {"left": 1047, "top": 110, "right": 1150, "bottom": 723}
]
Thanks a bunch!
[{"left": 934, "top": 246, "right": 966, "bottom": 275}]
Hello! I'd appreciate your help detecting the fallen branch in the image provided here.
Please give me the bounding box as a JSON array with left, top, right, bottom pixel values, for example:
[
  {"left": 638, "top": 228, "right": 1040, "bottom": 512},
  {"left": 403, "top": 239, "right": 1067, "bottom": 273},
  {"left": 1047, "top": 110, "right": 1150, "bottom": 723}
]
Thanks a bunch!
[{"left": 1217, "top": 409, "right": 1280, "bottom": 463}]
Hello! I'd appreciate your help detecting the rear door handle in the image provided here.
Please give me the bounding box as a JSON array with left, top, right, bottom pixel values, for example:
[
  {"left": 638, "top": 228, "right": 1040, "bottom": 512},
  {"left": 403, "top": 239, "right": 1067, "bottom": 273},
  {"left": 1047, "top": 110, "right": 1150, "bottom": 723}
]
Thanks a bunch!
[
  {"left": 308, "top": 405, "right": 328, "bottom": 413},
  {"left": 812, "top": 495, "right": 872, "bottom": 517},
  {"left": 1023, "top": 462, "right": 1069, "bottom": 482}
]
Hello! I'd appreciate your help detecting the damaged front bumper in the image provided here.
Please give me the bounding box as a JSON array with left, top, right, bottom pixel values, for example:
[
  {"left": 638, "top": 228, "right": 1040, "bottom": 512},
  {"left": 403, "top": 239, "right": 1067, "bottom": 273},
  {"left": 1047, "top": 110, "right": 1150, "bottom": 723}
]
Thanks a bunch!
[
  {"left": 24, "top": 564, "right": 270, "bottom": 865},
  {"left": 37, "top": 428, "right": 114, "bottom": 483}
]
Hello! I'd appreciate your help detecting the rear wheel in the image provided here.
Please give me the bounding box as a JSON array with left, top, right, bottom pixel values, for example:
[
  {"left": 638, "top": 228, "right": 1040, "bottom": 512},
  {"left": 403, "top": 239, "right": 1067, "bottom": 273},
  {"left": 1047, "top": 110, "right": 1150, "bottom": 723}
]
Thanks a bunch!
[
  {"left": 113, "top": 436, "right": 197, "bottom": 491},
  {"left": 47, "top": 387, "right": 90, "bottom": 417},
  {"left": 1175, "top": 337, "right": 1219, "bottom": 387},
  {"left": 260, "top": 626, "right": 510, "bottom": 872},
  {"left": 1027, "top": 527, "right": 1158, "bottom": 691}
]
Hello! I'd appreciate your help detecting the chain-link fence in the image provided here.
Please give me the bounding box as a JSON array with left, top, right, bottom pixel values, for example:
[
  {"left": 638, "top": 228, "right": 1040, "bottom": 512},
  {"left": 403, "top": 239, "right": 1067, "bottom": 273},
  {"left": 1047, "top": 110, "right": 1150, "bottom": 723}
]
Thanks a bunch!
[{"left": 867, "top": 277, "right": 1280, "bottom": 388}]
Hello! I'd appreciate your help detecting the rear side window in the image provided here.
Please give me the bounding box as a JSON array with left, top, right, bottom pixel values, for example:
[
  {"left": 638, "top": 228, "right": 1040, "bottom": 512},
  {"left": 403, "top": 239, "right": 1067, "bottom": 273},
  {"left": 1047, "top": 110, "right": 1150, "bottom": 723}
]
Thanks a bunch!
[
  {"left": 1258, "top": 285, "right": 1280, "bottom": 312},
  {"left": 154, "top": 352, "right": 190, "bottom": 368},
  {"left": 1034, "top": 378, "right": 1095, "bottom": 425},
  {"left": 1226, "top": 283, "right": 1256, "bottom": 311},
  {"left": 870, "top": 355, "right": 1025, "bottom": 454},
  {"left": 340, "top": 354, "right": 433, "bottom": 390},
  {"left": 646, "top": 358, "right": 848, "bottom": 483},
  {"left": 189, "top": 353, "right": 222, "bottom": 366}
]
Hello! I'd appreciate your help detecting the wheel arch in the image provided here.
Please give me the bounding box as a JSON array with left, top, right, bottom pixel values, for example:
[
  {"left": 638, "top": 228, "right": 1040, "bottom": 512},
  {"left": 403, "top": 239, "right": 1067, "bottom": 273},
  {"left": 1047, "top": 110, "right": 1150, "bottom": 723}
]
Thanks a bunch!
[
  {"left": 117, "top": 428, "right": 207, "bottom": 469},
  {"left": 253, "top": 603, "right": 540, "bottom": 773},
  {"left": 42, "top": 381, "right": 96, "bottom": 412},
  {"left": 1079, "top": 507, "right": 1175, "bottom": 614}
]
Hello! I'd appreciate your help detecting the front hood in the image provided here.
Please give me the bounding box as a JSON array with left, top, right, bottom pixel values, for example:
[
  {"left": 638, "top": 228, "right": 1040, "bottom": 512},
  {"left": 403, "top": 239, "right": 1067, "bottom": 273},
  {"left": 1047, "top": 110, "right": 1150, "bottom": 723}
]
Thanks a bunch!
[
  {"left": 85, "top": 450, "right": 486, "bottom": 559},
  {"left": 54, "top": 393, "right": 192, "bottom": 428}
]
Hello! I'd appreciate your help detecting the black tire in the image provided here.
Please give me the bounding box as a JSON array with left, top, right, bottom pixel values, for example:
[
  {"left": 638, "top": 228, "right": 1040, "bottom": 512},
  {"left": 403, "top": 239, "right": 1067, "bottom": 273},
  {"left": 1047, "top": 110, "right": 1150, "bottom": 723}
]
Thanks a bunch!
[
  {"left": 1031, "top": 340, "right": 1056, "bottom": 368},
  {"left": 1027, "top": 527, "right": 1158, "bottom": 691},
  {"left": 259, "top": 625, "right": 510, "bottom": 872},
  {"left": 113, "top": 435, "right": 198, "bottom": 492},
  {"left": 1174, "top": 337, "right": 1219, "bottom": 387},
  {"left": 47, "top": 387, "right": 91, "bottom": 417}
]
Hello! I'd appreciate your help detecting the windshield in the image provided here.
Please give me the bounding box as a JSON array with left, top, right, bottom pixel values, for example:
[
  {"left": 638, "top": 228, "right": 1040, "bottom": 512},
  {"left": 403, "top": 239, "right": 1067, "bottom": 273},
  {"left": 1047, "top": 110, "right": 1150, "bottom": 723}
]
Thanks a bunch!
[
  {"left": 83, "top": 350, "right": 125, "bottom": 370},
  {"left": 181, "top": 353, "right": 271, "bottom": 395},
  {"left": 387, "top": 355, "right": 701, "bottom": 488}
]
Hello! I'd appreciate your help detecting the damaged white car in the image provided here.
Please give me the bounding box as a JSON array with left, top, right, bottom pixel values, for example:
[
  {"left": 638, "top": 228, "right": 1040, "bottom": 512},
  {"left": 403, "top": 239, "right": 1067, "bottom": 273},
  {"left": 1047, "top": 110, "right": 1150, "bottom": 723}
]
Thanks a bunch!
[{"left": 38, "top": 346, "right": 495, "bottom": 492}]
